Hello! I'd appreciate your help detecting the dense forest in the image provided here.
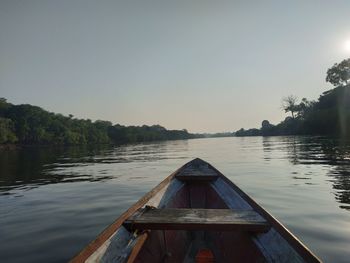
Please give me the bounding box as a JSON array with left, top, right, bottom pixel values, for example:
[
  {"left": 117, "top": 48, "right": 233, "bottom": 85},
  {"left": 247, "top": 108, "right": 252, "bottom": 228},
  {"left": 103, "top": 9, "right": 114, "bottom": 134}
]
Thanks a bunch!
[
  {"left": 236, "top": 58, "right": 350, "bottom": 138},
  {"left": 0, "top": 99, "right": 197, "bottom": 145}
]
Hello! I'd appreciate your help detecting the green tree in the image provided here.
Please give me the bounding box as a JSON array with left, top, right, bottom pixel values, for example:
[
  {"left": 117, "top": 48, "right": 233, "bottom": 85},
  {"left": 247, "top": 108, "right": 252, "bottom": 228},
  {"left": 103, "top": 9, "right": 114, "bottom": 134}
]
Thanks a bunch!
[
  {"left": 282, "top": 95, "right": 298, "bottom": 119},
  {"left": 297, "top": 98, "right": 315, "bottom": 119},
  {"left": 0, "top": 98, "right": 195, "bottom": 145},
  {"left": 0, "top": 117, "right": 18, "bottom": 143},
  {"left": 326, "top": 58, "right": 350, "bottom": 86},
  {"left": 0, "top": 98, "right": 11, "bottom": 116}
]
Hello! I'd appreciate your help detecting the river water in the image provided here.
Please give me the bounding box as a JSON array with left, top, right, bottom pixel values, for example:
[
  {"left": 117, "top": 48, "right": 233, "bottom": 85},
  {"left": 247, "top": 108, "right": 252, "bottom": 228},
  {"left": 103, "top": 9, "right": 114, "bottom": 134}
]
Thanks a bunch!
[{"left": 1, "top": 136, "right": 350, "bottom": 263}]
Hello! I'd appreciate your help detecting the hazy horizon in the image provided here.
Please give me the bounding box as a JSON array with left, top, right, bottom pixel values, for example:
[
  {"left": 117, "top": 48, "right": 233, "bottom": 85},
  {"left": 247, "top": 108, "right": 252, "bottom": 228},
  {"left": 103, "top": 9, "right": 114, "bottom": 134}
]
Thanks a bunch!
[{"left": 1, "top": 1, "right": 350, "bottom": 133}]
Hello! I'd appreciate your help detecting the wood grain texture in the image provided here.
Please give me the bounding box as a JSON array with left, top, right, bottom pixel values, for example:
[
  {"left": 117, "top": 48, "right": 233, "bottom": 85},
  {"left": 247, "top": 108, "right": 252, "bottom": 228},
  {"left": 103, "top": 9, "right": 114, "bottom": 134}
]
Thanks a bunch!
[
  {"left": 85, "top": 227, "right": 132, "bottom": 263},
  {"left": 211, "top": 176, "right": 321, "bottom": 263},
  {"left": 176, "top": 160, "right": 218, "bottom": 181},
  {"left": 132, "top": 230, "right": 166, "bottom": 263},
  {"left": 211, "top": 179, "right": 252, "bottom": 210},
  {"left": 124, "top": 208, "right": 269, "bottom": 232},
  {"left": 126, "top": 232, "right": 149, "bottom": 263}
]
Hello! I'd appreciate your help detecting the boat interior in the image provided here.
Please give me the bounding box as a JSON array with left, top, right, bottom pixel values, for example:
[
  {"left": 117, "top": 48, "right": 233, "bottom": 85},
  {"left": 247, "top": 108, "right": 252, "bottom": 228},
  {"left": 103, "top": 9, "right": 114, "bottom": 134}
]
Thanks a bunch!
[{"left": 129, "top": 181, "right": 268, "bottom": 263}]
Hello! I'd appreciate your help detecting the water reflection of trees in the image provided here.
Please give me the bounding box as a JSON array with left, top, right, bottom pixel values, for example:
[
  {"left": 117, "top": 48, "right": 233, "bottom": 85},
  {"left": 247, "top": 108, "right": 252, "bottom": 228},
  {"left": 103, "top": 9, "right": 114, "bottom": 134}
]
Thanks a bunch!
[
  {"left": 0, "top": 140, "right": 189, "bottom": 194},
  {"left": 329, "top": 167, "right": 350, "bottom": 210},
  {"left": 263, "top": 136, "right": 350, "bottom": 211},
  {"left": 0, "top": 145, "right": 114, "bottom": 193}
]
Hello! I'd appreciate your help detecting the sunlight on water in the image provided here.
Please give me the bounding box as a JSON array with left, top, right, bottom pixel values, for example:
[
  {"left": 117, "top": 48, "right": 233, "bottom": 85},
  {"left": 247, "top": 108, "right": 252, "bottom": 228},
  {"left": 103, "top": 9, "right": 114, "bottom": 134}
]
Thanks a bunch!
[{"left": 1, "top": 137, "right": 350, "bottom": 262}]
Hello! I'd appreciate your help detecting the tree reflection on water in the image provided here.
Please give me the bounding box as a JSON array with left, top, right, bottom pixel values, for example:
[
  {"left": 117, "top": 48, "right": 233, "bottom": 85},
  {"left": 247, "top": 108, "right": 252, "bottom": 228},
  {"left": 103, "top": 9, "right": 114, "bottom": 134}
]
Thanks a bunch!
[
  {"left": 0, "top": 145, "right": 115, "bottom": 194},
  {"left": 0, "top": 140, "right": 188, "bottom": 194},
  {"left": 264, "top": 136, "right": 350, "bottom": 211}
]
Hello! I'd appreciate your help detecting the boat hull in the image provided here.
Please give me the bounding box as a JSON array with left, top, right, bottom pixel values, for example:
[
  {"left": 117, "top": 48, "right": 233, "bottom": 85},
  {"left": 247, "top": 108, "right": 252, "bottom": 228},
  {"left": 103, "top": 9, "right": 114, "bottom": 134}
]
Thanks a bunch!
[{"left": 71, "top": 158, "right": 321, "bottom": 263}]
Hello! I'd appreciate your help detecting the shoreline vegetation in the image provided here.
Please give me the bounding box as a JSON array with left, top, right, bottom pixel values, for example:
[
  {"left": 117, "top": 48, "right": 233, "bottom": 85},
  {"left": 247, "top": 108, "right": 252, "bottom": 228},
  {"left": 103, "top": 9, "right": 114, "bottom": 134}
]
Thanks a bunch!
[
  {"left": 0, "top": 99, "right": 234, "bottom": 147},
  {"left": 235, "top": 58, "right": 350, "bottom": 138},
  {"left": 0, "top": 99, "right": 192, "bottom": 146}
]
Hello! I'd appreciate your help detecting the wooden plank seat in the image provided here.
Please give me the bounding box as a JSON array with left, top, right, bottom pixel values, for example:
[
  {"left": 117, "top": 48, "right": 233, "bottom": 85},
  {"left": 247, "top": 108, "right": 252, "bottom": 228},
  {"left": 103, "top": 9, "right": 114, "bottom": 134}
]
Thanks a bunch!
[
  {"left": 176, "top": 166, "right": 218, "bottom": 181},
  {"left": 124, "top": 208, "right": 270, "bottom": 233}
]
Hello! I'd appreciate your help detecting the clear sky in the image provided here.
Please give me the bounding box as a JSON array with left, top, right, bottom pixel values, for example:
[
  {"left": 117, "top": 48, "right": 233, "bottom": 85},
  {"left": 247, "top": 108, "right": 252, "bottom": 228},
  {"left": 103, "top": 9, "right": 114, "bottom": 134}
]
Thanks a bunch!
[{"left": 1, "top": 1, "right": 350, "bottom": 133}]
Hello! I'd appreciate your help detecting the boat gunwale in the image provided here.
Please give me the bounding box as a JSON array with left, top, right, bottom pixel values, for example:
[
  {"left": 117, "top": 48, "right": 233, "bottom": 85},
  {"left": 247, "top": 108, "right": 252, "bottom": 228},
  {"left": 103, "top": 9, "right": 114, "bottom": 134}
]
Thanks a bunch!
[
  {"left": 69, "top": 164, "right": 185, "bottom": 263},
  {"left": 206, "top": 160, "right": 322, "bottom": 263}
]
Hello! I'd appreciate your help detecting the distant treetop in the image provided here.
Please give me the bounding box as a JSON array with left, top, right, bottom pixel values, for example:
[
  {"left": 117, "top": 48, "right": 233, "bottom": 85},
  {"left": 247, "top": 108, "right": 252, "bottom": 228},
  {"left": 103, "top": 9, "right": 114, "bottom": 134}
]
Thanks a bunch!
[{"left": 326, "top": 58, "right": 350, "bottom": 87}]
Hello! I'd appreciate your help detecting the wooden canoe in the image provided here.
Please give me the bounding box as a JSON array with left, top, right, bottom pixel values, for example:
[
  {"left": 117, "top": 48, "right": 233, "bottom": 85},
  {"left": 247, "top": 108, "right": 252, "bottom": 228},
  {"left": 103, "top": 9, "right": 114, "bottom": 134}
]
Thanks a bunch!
[{"left": 71, "top": 158, "right": 321, "bottom": 263}]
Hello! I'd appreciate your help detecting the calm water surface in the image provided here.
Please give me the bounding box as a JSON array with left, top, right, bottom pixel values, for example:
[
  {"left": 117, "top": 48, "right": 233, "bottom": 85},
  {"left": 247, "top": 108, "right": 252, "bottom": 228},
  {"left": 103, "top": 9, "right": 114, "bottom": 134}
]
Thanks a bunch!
[{"left": 1, "top": 136, "right": 350, "bottom": 263}]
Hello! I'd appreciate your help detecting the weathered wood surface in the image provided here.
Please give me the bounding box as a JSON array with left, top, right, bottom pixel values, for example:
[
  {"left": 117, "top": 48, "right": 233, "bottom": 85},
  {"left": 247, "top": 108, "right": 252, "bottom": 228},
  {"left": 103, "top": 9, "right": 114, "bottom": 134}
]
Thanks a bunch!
[
  {"left": 126, "top": 232, "right": 149, "bottom": 263},
  {"left": 85, "top": 227, "right": 132, "bottom": 263},
  {"left": 176, "top": 161, "right": 218, "bottom": 181},
  {"left": 124, "top": 208, "right": 269, "bottom": 232},
  {"left": 211, "top": 179, "right": 252, "bottom": 210},
  {"left": 212, "top": 177, "right": 320, "bottom": 263}
]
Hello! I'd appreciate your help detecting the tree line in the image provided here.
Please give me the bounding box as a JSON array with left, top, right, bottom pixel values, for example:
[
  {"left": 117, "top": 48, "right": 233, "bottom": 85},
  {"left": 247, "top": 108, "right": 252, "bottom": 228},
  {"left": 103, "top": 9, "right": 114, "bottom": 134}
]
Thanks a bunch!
[
  {"left": 236, "top": 58, "right": 350, "bottom": 137},
  {"left": 0, "top": 100, "right": 197, "bottom": 145}
]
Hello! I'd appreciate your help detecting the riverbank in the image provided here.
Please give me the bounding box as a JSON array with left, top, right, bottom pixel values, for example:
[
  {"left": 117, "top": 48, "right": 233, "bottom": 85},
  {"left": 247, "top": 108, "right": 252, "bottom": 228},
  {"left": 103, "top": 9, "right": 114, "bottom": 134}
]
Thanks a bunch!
[
  {"left": 235, "top": 85, "right": 350, "bottom": 138},
  {"left": 0, "top": 98, "right": 199, "bottom": 145}
]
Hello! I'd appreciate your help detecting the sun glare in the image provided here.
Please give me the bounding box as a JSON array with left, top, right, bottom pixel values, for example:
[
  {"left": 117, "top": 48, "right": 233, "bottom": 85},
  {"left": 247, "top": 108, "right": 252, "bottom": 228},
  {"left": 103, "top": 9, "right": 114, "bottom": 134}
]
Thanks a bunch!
[{"left": 344, "top": 39, "right": 350, "bottom": 52}]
